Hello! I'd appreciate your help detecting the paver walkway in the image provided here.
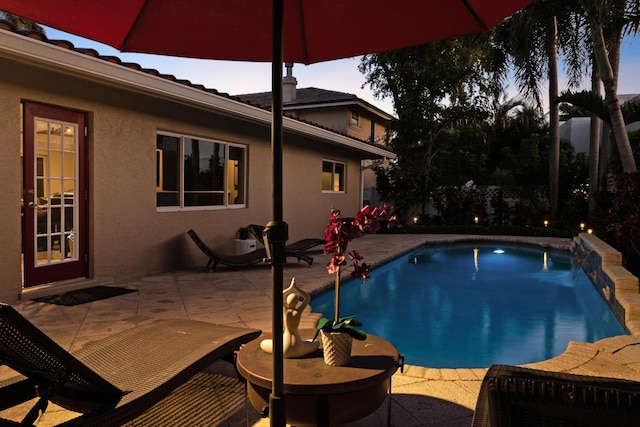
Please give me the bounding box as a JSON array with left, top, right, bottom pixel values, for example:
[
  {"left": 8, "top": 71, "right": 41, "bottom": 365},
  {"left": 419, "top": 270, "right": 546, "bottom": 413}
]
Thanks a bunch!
[{"left": 2, "top": 234, "right": 639, "bottom": 426}]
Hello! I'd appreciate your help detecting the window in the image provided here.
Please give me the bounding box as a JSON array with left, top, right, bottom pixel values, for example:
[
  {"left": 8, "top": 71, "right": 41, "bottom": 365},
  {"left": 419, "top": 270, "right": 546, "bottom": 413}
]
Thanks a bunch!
[
  {"left": 156, "top": 132, "right": 246, "bottom": 209},
  {"left": 350, "top": 110, "right": 360, "bottom": 127},
  {"left": 322, "top": 160, "right": 345, "bottom": 192}
]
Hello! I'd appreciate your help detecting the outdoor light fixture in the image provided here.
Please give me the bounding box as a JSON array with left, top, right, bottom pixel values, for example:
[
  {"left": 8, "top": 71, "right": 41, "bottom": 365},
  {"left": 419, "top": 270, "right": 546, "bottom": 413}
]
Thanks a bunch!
[
  {"left": 580, "top": 223, "right": 585, "bottom": 231},
  {"left": 474, "top": 216, "right": 479, "bottom": 224},
  {"left": 413, "top": 216, "right": 418, "bottom": 224},
  {"left": 544, "top": 220, "right": 549, "bottom": 227},
  {"left": 588, "top": 229, "right": 593, "bottom": 234}
]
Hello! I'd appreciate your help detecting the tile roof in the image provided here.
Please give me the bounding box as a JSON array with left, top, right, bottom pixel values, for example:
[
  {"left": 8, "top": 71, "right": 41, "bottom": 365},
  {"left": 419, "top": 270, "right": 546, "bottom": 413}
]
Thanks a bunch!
[
  {"left": 0, "top": 19, "right": 393, "bottom": 153},
  {"left": 235, "top": 87, "right": 358, "bottom": 109},
  {"left": 235, "top": 87, "right": 394, "bottom": 122}
]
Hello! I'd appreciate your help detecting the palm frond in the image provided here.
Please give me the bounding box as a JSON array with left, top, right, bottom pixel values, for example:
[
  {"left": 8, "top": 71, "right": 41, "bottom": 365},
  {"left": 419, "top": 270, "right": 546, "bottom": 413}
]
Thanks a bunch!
[{"left": 556, "top": 90, "right": 609, "bottom": 125}]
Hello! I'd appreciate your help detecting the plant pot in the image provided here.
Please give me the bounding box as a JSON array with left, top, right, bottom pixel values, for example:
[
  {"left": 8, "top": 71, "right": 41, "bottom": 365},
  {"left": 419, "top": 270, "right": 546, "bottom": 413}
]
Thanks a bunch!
[
  {"left": 237, "top": 228, "right": 250, "bottom": 240},
  {"left": 320, "top": 330, "right": 353, "bottom": 366}
]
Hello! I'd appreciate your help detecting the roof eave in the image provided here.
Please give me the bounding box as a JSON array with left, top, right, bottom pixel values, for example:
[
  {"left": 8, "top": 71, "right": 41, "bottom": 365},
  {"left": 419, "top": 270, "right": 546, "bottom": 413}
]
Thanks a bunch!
[{"left": 0, "top": 29, "right": 394, "bottom": 159}]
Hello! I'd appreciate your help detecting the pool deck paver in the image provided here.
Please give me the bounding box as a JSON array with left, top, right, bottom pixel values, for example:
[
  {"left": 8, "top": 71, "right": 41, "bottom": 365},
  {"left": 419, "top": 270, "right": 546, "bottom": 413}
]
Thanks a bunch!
[{"left": 2, "top": 234, "right": 640, "bottom": 426}]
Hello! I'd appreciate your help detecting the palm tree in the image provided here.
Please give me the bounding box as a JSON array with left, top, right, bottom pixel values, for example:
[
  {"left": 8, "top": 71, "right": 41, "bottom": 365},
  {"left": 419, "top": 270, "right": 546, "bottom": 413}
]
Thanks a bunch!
[
  {"left": 578, "top": 0, "right": 638, "bottom": 173},
  {"left": 588, "top": 67, "right": 602, "bottom": 213},
  {"left": 495, "top": 0, "right": 587, "bottom": 221},
  {"left": 557, "top": 90, "right": 640, "bottom": 175}
]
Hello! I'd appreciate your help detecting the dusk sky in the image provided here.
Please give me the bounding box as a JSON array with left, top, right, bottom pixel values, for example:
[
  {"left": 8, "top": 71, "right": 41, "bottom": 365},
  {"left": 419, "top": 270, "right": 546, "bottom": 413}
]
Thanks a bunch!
[{"left": 45, "top": 28, "right": 640, "bottom": 117}]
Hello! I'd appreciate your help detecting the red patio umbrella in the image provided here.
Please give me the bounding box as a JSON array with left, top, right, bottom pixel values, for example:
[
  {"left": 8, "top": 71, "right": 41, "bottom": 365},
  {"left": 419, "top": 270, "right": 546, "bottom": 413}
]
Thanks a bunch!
[
  {"left": 1, "top": 0, "right": 532, "bottom": 65},
  {"left": 0, "top": 1, "right": 534, "bottom": 425}
]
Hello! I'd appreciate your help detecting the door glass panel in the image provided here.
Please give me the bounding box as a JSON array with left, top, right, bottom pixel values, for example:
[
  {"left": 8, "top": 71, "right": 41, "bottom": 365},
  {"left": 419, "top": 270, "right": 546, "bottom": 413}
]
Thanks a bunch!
[
  {"left": 63, "top": 125, "right": 75, "bottom": 151},
  {"left": 49, "top": 152, "right": 62, "bottom": 179},
  {"left": 50, "top": 122, "right": 62, "bottom": 150},
  {"left": 36, "top": 236, "right": 48, "bottom": 265},
  {"left": 32, "top": 118, "right": 78, "bottom": 266},
  {"left": 63, "top": 152, "right": 75, "bottom": 177},
  {"left": 64, "top": 231, "right": 75, "bottom": 259},
  {"left": 35, "top": 120, "right": 48, "bottom": 149}
]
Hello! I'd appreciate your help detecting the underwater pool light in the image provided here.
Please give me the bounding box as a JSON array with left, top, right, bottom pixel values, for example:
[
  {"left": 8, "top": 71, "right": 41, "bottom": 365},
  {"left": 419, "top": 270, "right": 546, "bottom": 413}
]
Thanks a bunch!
[{"left": 493, "top": 249, "right": 505, "bottom": 254}]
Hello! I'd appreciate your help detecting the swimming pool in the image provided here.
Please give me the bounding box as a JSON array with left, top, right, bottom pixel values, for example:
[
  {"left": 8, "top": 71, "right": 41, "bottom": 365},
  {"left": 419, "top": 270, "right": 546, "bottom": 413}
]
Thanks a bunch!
[{"left": 311, "top": 243, "right": 627, "bottom": 368}]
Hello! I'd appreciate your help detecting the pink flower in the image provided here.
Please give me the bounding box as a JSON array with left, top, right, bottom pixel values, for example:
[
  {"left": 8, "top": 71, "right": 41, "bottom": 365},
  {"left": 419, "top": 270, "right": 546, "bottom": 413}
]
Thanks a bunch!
[
  {"left": 326, "top": 253, "right": 347, "bottom": 274},
  {"left": 351, "top": 262, "right": 371, "bottom": 279},
  {"left": 322, "top": 205, "right": 394, "bottom": 327},
  {"left": 324, "top": 205, "right": 393, "bottom": 276}
]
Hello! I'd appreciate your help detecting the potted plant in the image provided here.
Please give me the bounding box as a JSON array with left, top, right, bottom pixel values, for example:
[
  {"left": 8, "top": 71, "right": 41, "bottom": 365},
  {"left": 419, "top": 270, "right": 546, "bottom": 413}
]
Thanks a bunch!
[
  {"left": 236, "top": 226, "right": 251, "bottom": 240},
  {"left": 315, "top": 204, "right": 394, "bottom": 365}
]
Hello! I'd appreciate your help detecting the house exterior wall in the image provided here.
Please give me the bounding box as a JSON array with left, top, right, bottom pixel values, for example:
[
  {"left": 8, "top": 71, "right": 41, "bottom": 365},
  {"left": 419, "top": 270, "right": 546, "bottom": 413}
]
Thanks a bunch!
[
  {"left": 0, "top": 73, "right": 23, "bottom": 302},
  {"left": 290, "top": 106, "right": 390, "bottom": 207},
  {"left": 293, "top": 107, "right": 388, "bottom": 146},
  {"left": 0, "top": 57, "right": 363, "bottom": 302},
  {"left": 293, "top": 108, "right": 348, "bottom": 134}
]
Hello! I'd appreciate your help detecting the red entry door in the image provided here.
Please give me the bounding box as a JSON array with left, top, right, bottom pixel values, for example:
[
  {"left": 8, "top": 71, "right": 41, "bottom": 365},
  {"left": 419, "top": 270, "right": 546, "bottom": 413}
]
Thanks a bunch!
[{"left": 23, "top": 102, "right": 87, "bottom": 287}]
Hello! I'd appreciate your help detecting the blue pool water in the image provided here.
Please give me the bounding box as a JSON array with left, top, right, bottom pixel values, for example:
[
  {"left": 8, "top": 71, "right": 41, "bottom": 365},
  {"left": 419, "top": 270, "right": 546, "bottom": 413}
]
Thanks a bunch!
[{"left": 312, "top": 243, "right": 626, "bottom": 368}]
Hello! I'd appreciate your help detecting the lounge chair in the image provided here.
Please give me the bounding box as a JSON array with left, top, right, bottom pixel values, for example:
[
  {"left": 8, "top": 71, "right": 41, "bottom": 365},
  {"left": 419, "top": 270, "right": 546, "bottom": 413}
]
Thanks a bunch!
[
  {"left": 0, "top": 302, "right": 261, "bottom": 426},
  {"left": 472, "top": 364, "right": 640, "bottom": 427},
  {"left": 187, "top": 229, "right": 313, "bottom": 270},
  {"left": 247, "top": 224, "right": 325, "bottom": 252}
]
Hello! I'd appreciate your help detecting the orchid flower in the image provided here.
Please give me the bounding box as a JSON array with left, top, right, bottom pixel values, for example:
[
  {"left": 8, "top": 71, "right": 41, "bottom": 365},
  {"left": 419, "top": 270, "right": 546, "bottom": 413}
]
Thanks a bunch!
[
  {"left": 319, "top": 204, "right": 395, "bottom": 338},
  {"left": 323, "top": 204, "right": 393, "bottom": 277}
]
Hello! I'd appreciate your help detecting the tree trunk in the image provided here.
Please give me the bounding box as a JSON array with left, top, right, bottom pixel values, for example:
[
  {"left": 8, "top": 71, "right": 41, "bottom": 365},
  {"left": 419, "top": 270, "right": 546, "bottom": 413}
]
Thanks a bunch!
[
  {"left": 591, "top": 17, "right": 637, "bottom": 173},
  {"left": 588, "top": 67, "right": 601, "bottom": 215},
  {"left": 547, "top": 16, "right": 560, "bottom": 221}
]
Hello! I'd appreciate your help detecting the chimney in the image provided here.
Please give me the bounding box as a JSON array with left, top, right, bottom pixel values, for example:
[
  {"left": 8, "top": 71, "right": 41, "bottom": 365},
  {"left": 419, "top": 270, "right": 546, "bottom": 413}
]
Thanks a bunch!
[{"left": 283, "top": 62, "right": 297, "bottom": 103}]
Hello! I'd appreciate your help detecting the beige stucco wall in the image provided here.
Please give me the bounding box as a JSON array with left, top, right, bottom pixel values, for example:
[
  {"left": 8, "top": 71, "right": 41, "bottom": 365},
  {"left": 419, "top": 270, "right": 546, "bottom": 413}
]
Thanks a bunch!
[
  {"left": 294, "top": 107, "right": 389, "bottom": 146},
  {"left": 294, "top": 108, "right": 348, "bottom": 134},
  {"left": 0, "top": 57, "right": 364, "bottom": 302},
  {"left": 0, "top": 76, "right": 23, "bottom": 302}
]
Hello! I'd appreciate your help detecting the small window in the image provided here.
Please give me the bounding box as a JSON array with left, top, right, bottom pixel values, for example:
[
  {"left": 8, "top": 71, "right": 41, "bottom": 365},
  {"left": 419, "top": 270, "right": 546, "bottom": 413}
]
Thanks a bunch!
[
  {"left": 322, "top": 160, "right": 345, "bottom": 192},
  {"left": 156, "top": 132, "right": 246, "bottom": 209},
  {"left": 350, "top": 110, "right": 360, "bottom": 126}
]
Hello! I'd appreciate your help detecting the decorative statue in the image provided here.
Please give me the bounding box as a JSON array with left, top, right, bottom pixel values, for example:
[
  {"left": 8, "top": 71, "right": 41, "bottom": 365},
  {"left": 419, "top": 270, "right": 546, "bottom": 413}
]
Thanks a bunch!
[{"left": 260, "top": 278, "right": 319, "bottom": 358}]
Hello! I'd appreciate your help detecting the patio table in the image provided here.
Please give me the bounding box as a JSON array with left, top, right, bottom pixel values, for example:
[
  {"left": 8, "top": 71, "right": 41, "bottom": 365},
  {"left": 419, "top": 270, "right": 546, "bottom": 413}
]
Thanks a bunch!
[{"left": 236, "top": 331, "right": 401, "bottom": 426}]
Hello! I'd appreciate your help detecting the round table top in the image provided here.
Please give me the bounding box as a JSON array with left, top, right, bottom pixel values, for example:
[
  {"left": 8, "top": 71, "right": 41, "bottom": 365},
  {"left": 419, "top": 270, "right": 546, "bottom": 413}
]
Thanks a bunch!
[{"left": 236, "top": 332, "right": 399, "bottom": 395}]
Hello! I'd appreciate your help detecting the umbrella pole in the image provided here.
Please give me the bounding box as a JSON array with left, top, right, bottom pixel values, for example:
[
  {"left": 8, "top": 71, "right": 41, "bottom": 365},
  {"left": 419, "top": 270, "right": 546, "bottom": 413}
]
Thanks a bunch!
[{"left": 269, "top": 0, "right": 286, "bottom": 426}]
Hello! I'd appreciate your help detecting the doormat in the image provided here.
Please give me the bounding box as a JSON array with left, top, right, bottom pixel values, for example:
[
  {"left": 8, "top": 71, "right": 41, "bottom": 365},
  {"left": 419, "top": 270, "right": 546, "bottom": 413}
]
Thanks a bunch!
[{"left": 33, "top": 286, "right": 137, "bottom": 306}]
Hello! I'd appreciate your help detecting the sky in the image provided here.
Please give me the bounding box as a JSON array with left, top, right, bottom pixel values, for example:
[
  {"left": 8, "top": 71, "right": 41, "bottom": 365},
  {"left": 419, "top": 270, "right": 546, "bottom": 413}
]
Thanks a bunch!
[{"left": 43, "top": 28, "right": 640, "bottom": 117}]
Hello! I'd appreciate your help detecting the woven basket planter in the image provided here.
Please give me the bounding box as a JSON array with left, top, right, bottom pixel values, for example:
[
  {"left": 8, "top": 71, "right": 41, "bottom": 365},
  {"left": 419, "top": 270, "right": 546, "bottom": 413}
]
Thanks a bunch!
[{"left": 320, "top": 330, "right": 353, "bottom": 366}]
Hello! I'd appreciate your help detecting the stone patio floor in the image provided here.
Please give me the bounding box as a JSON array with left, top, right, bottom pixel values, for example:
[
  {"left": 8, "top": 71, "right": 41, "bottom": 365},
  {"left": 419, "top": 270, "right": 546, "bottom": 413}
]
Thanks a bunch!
[{"left": 2, "top": 234, "right": 640, "bottom": 426}]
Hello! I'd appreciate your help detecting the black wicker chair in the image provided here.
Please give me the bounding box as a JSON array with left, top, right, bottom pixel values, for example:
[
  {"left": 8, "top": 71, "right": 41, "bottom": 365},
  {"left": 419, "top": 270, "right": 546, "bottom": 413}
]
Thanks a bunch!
[
  {"left": 472, "top": 364, "right": 640, "bottom": 427},
  {"left": 0, "top": 303, "right": 260, "bottom": 426},
  {"left": 187, "top": 229, "right": 313, "bottom": 269}
]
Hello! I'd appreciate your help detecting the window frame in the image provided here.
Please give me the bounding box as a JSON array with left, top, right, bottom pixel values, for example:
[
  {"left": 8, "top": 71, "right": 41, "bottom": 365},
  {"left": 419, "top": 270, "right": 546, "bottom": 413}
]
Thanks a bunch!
[
  {"left": 322, "top": 159, "right": 346, "bottom": 193},
  {"left": 350, "top": 110, "right": 360, "bottom": 127},
  {"left": 156, "top": 131, "right": 247, "bottom": 211}
]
